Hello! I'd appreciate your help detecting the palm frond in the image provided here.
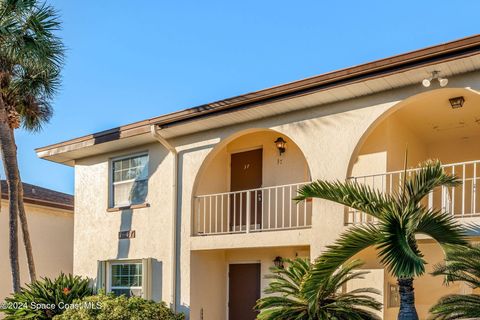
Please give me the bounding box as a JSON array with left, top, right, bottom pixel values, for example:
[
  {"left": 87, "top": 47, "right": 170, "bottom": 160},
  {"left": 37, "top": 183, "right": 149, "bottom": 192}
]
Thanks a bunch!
[
  {"left": 0, "top": 0, "right": 64, "bottom": 131},
  {"left": 432, "top": 244, "right": 480, "bottom": 288},
  {"left": 296, "top": 180, "right": 393, "bottom": 221},
  {"left": 372, "top": 206, "right": 425, "bottom": 278},
  {"left": 415, "top": 209, "right": 468, "bottom": 247},
  {"left": 404, "top": 160, "right": 460, "bottom": 208},
  {"left": 256, "top": 258, "right": 382, "bottom": 320},
  {"left": 303, "top": 224, "right": 380, "bottom": 304},
  {"left": 429, "top": 294, "right": 480, "bottom": 320}
]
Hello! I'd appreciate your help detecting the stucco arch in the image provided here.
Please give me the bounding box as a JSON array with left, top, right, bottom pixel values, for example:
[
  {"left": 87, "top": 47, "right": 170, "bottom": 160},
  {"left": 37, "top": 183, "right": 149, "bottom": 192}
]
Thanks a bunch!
[
  {"left": 346, "top": 87, "right": 480, "bottom": 178},
  {"left": 192, "top": 127, "right": 312, "bottom": 197}
]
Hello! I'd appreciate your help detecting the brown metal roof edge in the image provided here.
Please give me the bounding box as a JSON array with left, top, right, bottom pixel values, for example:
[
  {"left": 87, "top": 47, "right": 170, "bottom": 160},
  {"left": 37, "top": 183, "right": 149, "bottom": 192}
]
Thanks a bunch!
[
  {"left": 1, "top": 194, "right": 74, "bottom": 211},
  {"left": 36, "top": 34, "right": 480, "bottom": 154}
]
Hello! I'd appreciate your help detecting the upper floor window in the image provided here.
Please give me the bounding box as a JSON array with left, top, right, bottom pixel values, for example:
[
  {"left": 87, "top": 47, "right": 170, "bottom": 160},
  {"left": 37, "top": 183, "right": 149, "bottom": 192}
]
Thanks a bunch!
[{"left": 111, "top": 154, "right": 148, "bottom": 208}]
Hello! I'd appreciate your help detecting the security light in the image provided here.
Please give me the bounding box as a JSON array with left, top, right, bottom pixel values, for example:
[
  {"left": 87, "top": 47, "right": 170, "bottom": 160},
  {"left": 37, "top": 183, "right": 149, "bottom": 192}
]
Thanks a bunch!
[
  {"left": 439, "top": 77, "right": 449, "bottom": 87},
  {"left": 422, "top": 71, "right": 448, "bottom": 88}
]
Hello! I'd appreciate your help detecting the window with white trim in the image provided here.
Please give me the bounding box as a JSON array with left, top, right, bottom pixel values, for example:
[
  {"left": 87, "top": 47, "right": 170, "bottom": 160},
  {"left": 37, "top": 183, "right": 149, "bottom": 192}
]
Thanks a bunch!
[
  {"left": 111, "top": 154, "right": 148, "bottom": 207},
  {"left": 110, "top": 262, "right": 143, "bottom": 297}
]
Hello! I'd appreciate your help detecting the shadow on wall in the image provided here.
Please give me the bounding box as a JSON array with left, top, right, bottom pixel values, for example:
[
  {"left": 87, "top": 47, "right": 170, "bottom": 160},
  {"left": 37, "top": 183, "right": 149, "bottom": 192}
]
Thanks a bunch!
[
  {"left": 117, "top": 208, "right": 133, "bottom": 259},
  {"left": 151, "top": 259, "right": 163, "bottom": 302}
]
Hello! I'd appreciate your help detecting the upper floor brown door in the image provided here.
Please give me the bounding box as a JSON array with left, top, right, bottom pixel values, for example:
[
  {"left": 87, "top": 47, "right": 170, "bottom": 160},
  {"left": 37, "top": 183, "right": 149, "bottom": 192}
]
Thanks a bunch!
[
  {"left": 228, "top": 263, "right": 261, "bottom": 320},
  {"left": 230, "top": 149, "right": 263, "bottom": 231}
]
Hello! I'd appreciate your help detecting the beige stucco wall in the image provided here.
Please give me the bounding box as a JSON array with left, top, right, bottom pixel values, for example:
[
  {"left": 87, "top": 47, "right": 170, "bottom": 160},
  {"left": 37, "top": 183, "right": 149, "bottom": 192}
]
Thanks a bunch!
[
  {"left": 190, "top": 246, "right": 309, "bottom": 320},
  {"left": 73, "top": 143, "right": 174, "bottom": 304},
  {"left": 353, "top": 241, "right": 467, "bottom": 320},
  {"left": 69, "top": 71, "right": 480, "bottom": 319},
  {"left": 0, "top": 201, "right": 73, "bottom": 302}
]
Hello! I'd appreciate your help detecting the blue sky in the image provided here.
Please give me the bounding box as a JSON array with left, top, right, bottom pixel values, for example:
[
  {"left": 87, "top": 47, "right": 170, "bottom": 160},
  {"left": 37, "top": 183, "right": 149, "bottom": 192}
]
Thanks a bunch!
[{"left": 9, "top": 1, "right": 480, "bottom": 194}]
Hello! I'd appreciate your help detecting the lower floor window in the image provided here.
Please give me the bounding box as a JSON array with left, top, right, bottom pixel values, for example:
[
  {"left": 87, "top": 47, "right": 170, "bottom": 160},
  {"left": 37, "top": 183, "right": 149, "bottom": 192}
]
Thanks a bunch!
[{"left": 110, "top": 262, "right": 143, "bottom": 297}]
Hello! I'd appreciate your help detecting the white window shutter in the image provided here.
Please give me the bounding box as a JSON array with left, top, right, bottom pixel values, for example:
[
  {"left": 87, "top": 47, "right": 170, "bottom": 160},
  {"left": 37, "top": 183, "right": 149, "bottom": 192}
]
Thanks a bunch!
[
  {"left": 142, "top": 258, "right": 153, "bottom": 300},
  {"left": 96, "top": 260, "right": 107, "bottom": 293}
]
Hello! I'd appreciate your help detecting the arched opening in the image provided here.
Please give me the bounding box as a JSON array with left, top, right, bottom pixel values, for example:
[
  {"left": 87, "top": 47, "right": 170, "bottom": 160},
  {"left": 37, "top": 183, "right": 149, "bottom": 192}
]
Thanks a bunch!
[
  {"left": 347, "top": 88, "right": 480, "bottom": 319},
  {"left": 349, "top": 88, "right": 480, "bottom": 223},
  {"left": 192, "top": 129, "right": 312, "bottom": 235}
]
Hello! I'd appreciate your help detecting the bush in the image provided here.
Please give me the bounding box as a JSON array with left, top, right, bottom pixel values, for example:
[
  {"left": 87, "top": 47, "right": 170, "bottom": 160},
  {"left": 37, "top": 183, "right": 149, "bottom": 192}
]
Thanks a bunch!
[
  {"left": 53, "top": 294, "right": 184, "bottom": 320},
  {"left": 1, "top": 273, "right": 93, "bottom": 319}
]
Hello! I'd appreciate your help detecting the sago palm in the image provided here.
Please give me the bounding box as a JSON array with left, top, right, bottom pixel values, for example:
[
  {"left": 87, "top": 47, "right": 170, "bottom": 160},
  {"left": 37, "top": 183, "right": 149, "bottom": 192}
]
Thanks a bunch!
[
  {"left": 255, "top": 258, "right": 382, "bottom": 320},
  {"left": 295, "top": 160, "right": 469, "bottom": 320},
  {"left": 429, "top": 244, "right": 480, "bottom": 319},
  {"left": 0, "top": 0, "right": 64, "bottom": 292}
]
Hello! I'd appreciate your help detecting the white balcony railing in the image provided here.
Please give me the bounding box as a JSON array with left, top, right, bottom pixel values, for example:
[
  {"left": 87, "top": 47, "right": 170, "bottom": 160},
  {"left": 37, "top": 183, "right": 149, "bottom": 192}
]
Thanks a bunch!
[
  {"left": 347, "top": 160, "right": 480, "bottom": 224},
  {"left": 193, "top": 182, "right": 312, "bottom": 236}
]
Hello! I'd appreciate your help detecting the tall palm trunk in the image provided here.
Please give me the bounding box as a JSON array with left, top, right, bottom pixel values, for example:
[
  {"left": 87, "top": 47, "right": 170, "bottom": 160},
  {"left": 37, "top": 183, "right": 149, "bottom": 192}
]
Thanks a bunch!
[
  {"left": 13, "top": 131, "right": 36, "bottom": 281},
  {"left": 0, "top": 96, "right": 20, "bottom": 292},
  {"left": 397, "top": 278, "right": 419, "bottom": 320}
]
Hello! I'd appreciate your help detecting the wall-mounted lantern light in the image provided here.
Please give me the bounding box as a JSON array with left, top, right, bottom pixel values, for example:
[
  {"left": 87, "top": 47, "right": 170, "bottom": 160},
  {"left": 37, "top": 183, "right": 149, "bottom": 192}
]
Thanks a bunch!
[
  {"left": 273, "top": 256, "right": 284, "bottom": 269},
  {"left": 449, "top": 96, "right": 465, "bottom": 109},
  {"left": 274, "top": 137, "right": 287, "bottom": 155}
]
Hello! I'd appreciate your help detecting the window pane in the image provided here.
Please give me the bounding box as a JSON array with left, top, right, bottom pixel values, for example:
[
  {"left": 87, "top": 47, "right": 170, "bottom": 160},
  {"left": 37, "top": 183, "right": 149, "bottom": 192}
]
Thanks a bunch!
[
  {"left": 112, "top": 276, "right": 122, "bottom": 287},
  {"left": 112, "top": 155, "right": 148, "bottom": 206},
  {"left": 113, "top": 161, "right": 122, "bottom": 171},
  {"left": 131, "top": 180, "right": 148, "bottom": 205},
  {"left": 131, "top": 276, "right": 141, "bottom": 287},
  {"left": 112, "top": 288, "right": 132, "bottom": 297},
  {"left": 112, "top": 265, "right": 121, "bottom": 276},
  {"left": 113, "top": 181, "right": 133, "bottom": 207},
  {"left": 110, "top": 263, "right": 143, "bottom": 298},
  {"left": 121, "top": 159, "right": 130, "bottom": 170},
  {"left": 137, "top": 165, "right": 148, "bottom": 180}
]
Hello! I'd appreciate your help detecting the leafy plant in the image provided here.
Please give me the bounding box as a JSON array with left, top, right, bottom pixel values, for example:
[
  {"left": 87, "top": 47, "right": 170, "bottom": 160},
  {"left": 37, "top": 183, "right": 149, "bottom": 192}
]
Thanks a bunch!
[
  {"left": 255, "top": 258, "right": 382, "bottom": 320},
  {"left": 295, "top": 160, "right": 469, "bottom": 320},
  {"left": 429, "top": 244, "right": 480, "bottom": 319},
  {"left": 1, "top": 273, "right": 93, "bottom": 319},
  {"left": 53, "top": 293, "right": 185, "bottom": 320}
]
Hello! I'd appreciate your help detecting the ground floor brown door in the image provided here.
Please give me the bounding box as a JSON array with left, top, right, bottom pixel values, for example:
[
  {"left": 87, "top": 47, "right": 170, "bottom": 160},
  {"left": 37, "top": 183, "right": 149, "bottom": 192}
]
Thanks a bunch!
[
  {"left": 228, "top": 263, "right": 261, "bottom": 320},
  {"left": 230, "top": 149, "right": 263, "bottom": 231}
]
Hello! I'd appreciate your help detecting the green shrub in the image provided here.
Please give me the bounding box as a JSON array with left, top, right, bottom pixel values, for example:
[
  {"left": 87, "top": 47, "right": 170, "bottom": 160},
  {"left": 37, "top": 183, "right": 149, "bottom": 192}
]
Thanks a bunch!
[
  {"left": 1, "top": 273, "right": 93, "bottom": 319},
  {"left": 53, "top": 294, "right": 184, "bottom": 320}
]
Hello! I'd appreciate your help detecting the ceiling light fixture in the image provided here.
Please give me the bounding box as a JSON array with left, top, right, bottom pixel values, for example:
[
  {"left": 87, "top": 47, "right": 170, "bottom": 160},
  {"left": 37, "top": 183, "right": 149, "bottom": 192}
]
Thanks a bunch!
[
  {"left": 422, "top": 71, "right": 448, "bottom": 87},
  {"left": 449, "top": 96, "right": 465, "bottom": 109}
]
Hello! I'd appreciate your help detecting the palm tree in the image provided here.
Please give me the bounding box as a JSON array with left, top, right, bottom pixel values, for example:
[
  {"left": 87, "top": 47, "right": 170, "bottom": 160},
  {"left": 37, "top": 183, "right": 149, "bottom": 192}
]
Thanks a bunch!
[
  {"left": 295, "top": 160, "right": 469, "bottom": 320},
  {"left": 255, "top": 258, "right": 382, "bottom": 320},
  {"left": 0, "top": 0, "right": 64, "bottom": 292},
  {"left": 429, "top": 244, "right": 480, "bottom": 319}
]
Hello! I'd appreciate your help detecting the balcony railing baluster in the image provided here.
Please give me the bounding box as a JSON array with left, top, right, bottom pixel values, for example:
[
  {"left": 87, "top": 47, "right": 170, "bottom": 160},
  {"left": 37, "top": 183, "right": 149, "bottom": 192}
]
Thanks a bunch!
[
  {"left": 347, "top": 160, "right": 480, "bottom": 224},
  {"left": 193, "top": 182, "right": 312, "bottom": 236}
]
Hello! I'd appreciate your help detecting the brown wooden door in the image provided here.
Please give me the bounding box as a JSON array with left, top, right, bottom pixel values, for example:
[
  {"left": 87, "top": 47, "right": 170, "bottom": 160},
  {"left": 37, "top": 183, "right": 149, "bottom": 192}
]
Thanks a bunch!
[
  {"left": 230, "top": 149, "right": 263, "bottom": 231},
  {"left": 229, "top": 263, "right": 261, "bottom": 320}
]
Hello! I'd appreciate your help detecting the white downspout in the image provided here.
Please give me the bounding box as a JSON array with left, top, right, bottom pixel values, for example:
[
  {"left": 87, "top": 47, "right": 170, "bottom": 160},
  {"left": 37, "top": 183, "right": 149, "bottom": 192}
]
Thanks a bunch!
[{"left": 150, "top": 125, "right": 178, "bottom": 312}]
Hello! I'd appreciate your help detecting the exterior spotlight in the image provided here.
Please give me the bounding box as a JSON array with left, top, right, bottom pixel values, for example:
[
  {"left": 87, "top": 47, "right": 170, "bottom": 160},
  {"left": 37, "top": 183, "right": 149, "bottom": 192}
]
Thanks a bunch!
[
  {"left": 274, "top": 137, "right": 286, "bottom": 155},
  {"left": 449, "top": 96, "right": 465, "bottom": 109},
  {"left": 422, "top": 71, "right": 448, "bottom": 88},
  {"left": 439, "top": 77, "right": 448, "bottom": 87},
  {"left": 273, "top": 256, "right": 284, "bottom": 269}
]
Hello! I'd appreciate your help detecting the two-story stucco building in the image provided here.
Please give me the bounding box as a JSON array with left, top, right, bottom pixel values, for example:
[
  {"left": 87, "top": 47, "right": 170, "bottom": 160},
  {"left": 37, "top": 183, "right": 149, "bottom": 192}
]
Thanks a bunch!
[{"left": 37, "top": 35, "right": 480, "bottom": 320}]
